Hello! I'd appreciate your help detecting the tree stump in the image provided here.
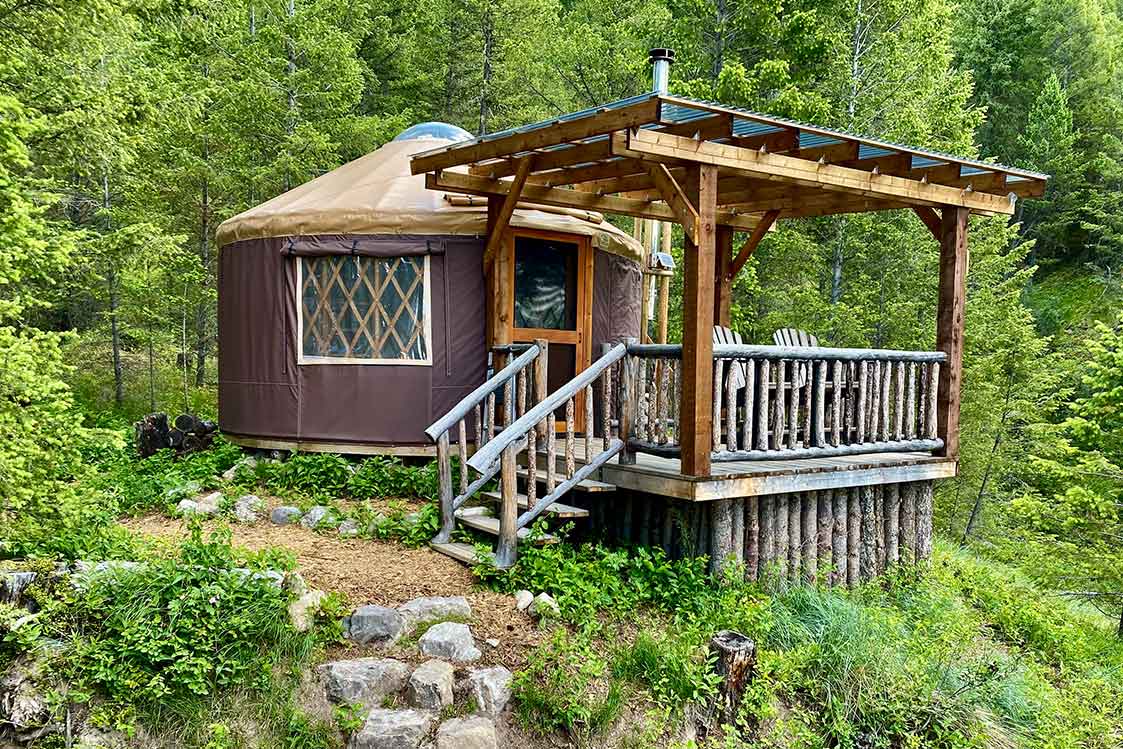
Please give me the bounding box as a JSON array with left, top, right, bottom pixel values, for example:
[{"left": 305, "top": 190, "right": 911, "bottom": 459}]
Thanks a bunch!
[
  {"left": 134, "top": 413, "right": 170, "bottom": 458},
  {"left": 708, "top": 630, "right": 756, "bottom": 730}
]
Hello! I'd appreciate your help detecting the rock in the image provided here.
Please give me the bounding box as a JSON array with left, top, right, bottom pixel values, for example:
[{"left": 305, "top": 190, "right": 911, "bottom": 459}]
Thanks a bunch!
[
  {"left": 397, "top": 596, "right": 472, "bottom": 630},
  {"left": 338, "top": 519, "right": 360, "bottom": 537},
  {"left": 76, "top": 727, "right": 128, "bottom": 748},
  {"left": 288, "top": 590, "right": 327, "bottom": 632},
  {"left": 407, "top": 659, "right": 454, "bottom": 710},
  {"left": 271, "top": 506, "right": 302, "bottom": 525},
  {"left": 418, "top": 622, "right": 480, "bottom": 663},
  {"left": 318, "top": 658, "right": 411, "bottom": 707},
  {"left": 282, "top": 571, "right": 308, "bottom": 597},
  {"left": 484, "top": 638, "right": 499, "bottom": 649},
  {"left": 345, "top": 605, "right": 405, "bottom": 646},
  {"left": 513, "top": 590, "right": 533, "bottom": 611},
  {"left": 529, "top": 592, "right": 560, "bottom": 619},
  {"left": 0, "top": 657, "right": 54, "bottom": 742},
  {"left": 465, "top": 667, "right": 512, "bottom": 717},
  {"left": 301, "top": 505, "right": 332, "bottom": 529},
  {"left": 349, "top": 709, "right": 436, "bottom": 749},
  {"left": 197, "top": 491, "right": 224, "bottom": 513},
  {"left": 0, "top": 571, "right": 37, "bottom": 606},
  {"left": 221, "top": 455, "right": 258, "bottom": 482},
  {"left": 233, "top": 494, "right": 264, "bottom": 523},
  {"left": 435, "top": 716, "right": 497, "bottom": 749},
  {"left": 175, "top": 499, "right": 200, "bottom": 516}
]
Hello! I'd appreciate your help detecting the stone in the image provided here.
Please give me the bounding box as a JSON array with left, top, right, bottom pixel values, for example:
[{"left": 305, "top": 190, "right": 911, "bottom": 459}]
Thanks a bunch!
[
  {"left": 318, "top": 658, "right": 411, "bottom": 707},
  {"left": 407, "top": 659, "right": 454, "bottom": 710},
  {"left": 288, "top": 590, "right": 327, "bottom": 632},
  {"left": 0, "top": 657, "right": 54, "bottom": 742},
  {"left": 397, "top": 596, "right": 471, "bottom": 630},
  {"left": 529, "top": 592, "right": 560, "bottom": 619},
  {"left": 345, "top": 605, "right": 405, "bottom": 646},
  {"left": 465, "top": 666, "right": 512, "bottom": 717},
  {"left": 0, "top": 571, "right": 37, "bottom": 606},
  {"left": 282, "top": 571, "right": 308, "bottom": 597},
  {"left": 484, "top": 638, "right": 500, "bottom": 649},
  {"left": 513, "top": 590, "right": 533, "bottom": 611},
  {"left": 271, "top": 506, "right": 302, "bottom": 525},
  {"left": 197, "top": 491, "right": 223, "bottom": 513},
  {"left": 338, "top": 519, "right": 360, "bottom": 537},
  {"left": 435, "top": 717, "right": 497, "bottom": 749},
  {"left": 301, "top": 505, "right": 332, "bottom": 529},
  {"left": 233, "top": 494, "right": 264, "bottom": 523},
  {"left": 417, "top": 622, "right": 480, "bottom": 663},
  {"left": 221, "top": 455, "right": 257, "bottom": 482},
  {"left": 349, "top": 709, "right": 436, "bottom": 749},
  {"left": 76, "top": 727, "right": 128, "bottom": 748}
]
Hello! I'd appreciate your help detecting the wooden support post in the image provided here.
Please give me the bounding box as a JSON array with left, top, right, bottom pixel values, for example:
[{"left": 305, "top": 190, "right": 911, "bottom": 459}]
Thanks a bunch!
[
  {"left": 846, "top": 488, "right": 860, "bottom": 587},
  {"left": 533, "top": 338, "right": 549, "bottom": 438},
  {"left": 746, "top": 497, "right": 759, "bottom": 581},
  {"left": 714, "top": 225, "right": 734, "bottom": 327},
  {"left": 680, "top": 164, "right": 718, "bottom": 476},
  {"left": 936, "top": 206, "right": 968, "bottom": 459},
  {"left": 485, "top": 197, "right": 511, "bottom": 351},
  {"left": 434, "top": 431, "right": 454, "bottom": 543},
  {"left": 916, "top": 481, "right": 934, "bottom": 561},
  {"left": 618, "top": 338, "right": 636, "bottom": 465},
  {"left": 711, "top": 498, "right": 734, "bottom": 579},
  {"left": 859, "top": 485, "right": 876, "bottom": 581},
  {"left": 831, "top": 489, "right": 846, "bottom": 587},
  {"left": 482, "top": 157, "right": 533, "bottom": 269},
  {"left": 494, "top": 443, "right": 519, "bottom": 568}
]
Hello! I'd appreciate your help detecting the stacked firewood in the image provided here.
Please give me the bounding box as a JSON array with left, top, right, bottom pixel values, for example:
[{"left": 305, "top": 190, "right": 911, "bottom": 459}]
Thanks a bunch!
[{"left": 134, "top": 412, "right": 219, "bottom": 458}]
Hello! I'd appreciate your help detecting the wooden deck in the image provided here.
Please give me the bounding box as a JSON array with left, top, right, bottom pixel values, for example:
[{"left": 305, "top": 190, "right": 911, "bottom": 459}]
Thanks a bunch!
[{"left": 562, "top": 445, "right": 956, "bottom": 501}]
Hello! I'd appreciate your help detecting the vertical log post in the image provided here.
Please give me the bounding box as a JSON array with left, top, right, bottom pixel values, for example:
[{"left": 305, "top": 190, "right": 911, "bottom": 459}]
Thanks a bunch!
[
  {"left": 618, "top": 339, "right": 636, "bottom": 464},
  {"left": 494, "top": 442, "right": 520, "bottom": 568},
  {"left": 746, "top": 497, "right": 759, "bottom": 581},
  {"left": 714, "top": 226, "right": 734, "bottom": 327},
  {"left": 680, "top": 164, "right": 718, "bottom": 476},
  {"left": 711, "top": 499, "right": 734, "bottom": 579},
  {"left": 533, "top": 338, "right": 549, "bottom": 437},
  {"left": 859, "top": 485, "right": 876, "bottom": 581},
  {"left": 847, "top": 488, "right": 860, "bottom": 586},
  {"left": 434, "top": 431, "right": 454, "bottom": 543},
  {"left": 936, "top": 207, "right": 968, "bottom": 458},
  {"left": 831, "top": 489, "right": 846, "bottom": 586}
]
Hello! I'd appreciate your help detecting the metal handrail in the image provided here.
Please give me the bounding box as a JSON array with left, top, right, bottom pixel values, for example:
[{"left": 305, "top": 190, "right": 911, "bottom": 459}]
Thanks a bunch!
[
  {"left": 424, "top": 344, "right": 541, "bottom": 441},
  {"left": 628, "top": 343, "right": 947, "bottom": 363},
  {"left": 468, "top": 342, "right": 628, "bottom": 472}
]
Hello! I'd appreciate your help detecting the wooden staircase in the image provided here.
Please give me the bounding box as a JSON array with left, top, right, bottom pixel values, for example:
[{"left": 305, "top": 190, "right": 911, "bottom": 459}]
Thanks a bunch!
[{"left": 425, "top": 340, "right": 627, "bottom": 568}]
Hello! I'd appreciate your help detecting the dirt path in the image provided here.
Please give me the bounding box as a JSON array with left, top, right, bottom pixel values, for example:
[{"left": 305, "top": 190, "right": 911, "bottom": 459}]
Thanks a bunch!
[{"left": 122, "top": 507, "right": 546, "bottom": 671}]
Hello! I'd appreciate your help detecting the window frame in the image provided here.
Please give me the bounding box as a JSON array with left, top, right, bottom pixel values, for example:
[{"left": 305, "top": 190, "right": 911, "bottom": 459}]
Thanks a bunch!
[{"left": 295, "top": 254, "right": 434, "bottom": 367}]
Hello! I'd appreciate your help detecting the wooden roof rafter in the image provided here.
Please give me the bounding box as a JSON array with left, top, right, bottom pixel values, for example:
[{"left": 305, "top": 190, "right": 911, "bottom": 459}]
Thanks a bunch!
[{"left": 410, "top": 92, "right": 1049, "bottom": 224}]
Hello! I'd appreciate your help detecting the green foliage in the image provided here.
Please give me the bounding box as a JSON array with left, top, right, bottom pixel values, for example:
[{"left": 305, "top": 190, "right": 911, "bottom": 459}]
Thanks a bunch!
[
  {"left": 264, "top": 452, "right": 354, "bottom": 497},
  {"left": 346, "top": 455, "right": 441, "bottom": 501},
  {"left": 613, "top": 628, "right": 720, "bottom": 709}
]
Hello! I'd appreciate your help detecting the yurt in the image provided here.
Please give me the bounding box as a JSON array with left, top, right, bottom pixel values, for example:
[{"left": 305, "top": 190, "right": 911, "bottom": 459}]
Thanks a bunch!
[{"left": 215, "top": 122, "right": 644, "bottom": 454}]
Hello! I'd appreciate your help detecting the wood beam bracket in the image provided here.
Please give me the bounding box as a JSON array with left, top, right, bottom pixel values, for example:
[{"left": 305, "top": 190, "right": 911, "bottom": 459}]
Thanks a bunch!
[
  {"left": 911, "top": 206, "right": 942, "bottom": 242},
  {"left": 645, "top": 163, "right": 700, "bottom": 244},
  {"left": 482, "top": 157, "right": 534, "bottom": 270},
  {"left": 728, "top": 209, "right": 780, "bottom": 280}
]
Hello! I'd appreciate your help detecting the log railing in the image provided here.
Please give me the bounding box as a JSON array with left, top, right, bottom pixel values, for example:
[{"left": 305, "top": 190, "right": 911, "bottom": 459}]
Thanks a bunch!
[
  {"left": 623, "top": 343, "right": 946, "bottom": 462},
  {"left": 425, "top": 341, "right": 548, "bottom": 544},
  {"left": 468, "top": 342, "right": 628, "bottom": 567}
]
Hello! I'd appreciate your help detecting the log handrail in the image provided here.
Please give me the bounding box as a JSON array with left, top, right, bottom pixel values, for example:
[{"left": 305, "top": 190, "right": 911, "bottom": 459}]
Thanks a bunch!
[
  {"left": 623, "top": 343, "right": 945, "bottom": 463},
  {"left": 468, "top": 342, "right": 628, "bottom": 473},
  {"left": 425, "top": 343, "right": 542, "bottom": 440}
]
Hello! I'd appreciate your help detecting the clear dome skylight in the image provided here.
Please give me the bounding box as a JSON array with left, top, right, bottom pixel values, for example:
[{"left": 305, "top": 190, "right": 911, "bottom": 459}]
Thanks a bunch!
[{"left": 393, "top": 122, "right": 474, "bottom": 143}]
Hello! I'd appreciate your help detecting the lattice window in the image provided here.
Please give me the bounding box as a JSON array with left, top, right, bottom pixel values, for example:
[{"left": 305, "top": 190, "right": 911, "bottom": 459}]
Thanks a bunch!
[{"left": 299, "top": 255, "right": 430, "bottom": 363}]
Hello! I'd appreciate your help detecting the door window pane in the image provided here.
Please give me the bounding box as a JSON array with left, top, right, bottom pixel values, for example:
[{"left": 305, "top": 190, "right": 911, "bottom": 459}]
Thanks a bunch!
[{"left": 513, "top": 236, "right": 577, "bottom": 330}]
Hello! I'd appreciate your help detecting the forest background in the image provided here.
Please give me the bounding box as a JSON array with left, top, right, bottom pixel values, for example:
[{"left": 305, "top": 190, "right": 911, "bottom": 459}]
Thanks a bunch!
[{"left": 2, "top": 0, "right": 1123, "bottom": 627}]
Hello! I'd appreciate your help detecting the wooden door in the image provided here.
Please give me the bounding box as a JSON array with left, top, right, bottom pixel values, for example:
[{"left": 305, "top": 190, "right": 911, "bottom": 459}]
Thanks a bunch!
[{"left": 505, "top": 230, "right": 593, "bottom": 431}]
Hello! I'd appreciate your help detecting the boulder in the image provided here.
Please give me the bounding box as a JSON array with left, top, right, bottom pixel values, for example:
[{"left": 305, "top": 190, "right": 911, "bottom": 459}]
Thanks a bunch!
[
  {"left": 221, "top": 455, "right": 258, "bottom": 482},
  {"left": 301, "top": 505, "right": 332, "bottom": 529},
  {"left": 345, "top": 605, "right": 405, "bottom": 646},
  {"left": 288, "top": 590, "right": 327, "bottom": 632},
  {"left": 0, "top": 656, "right": 55, "bottom": 742},
  {"left": 271, "top": 506, "right": 302, "bottom": 525},
  {"left": 0, "top": 571, "right": 37, "bottom": 607},
  {"left": 513, "top": 590, "right": 533, "bottom": 612},
  {"left": 397, "top": 596, "right": 471, "bottom": 630},
  {"left": 197, "top": 491, "right": 224, "bottom": 513},
  {"left": 465, "top": 666, "right": 512, "bottom": 717},
  {"left": 318, "top": 658, "right": 411, "bottom": 707},
  {"left": 233, "top": 494, "right": 264, "bottom": 523},
  {"left": 338, "top": 519, "right": 360, "bottom": 537},
  {"left": 435, "top": 717, "right": 496, "bottom": 749},
  {"left": 407, "top": 659, "right": 454, "bottom": 710},
  {"left": 76, "top": 727, "right": 128, "bottom": 748},
  {"left": 418, "top": 622, "right": 480, "bottom": 663},
  {"left": 529, "top": 592, "right": 560, "bottom": 619},
  {"left": 349, "top": 709, "right": 436, "bottom": 749}
]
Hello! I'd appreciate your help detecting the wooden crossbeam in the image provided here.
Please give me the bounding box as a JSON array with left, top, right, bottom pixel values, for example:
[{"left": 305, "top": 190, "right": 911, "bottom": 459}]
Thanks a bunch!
[
  {"left": 614, "top": 129, "right": 1018, "bottom": 216},
  {"left": 482, "top": 157, "right": 533, "bottom": 269},
  {"left": 411, "top": 96, "right": 661, "bottom": 174},
  {"left": 474, "top": 139, "right": 611, "bottom": 179},
  {"left": 645, "top": 164, "right": 699, "bottom": 243},
  {"left": 729, "top": 209, "right": 780, "bottom": 279},
  {"left": 428, "top": 170, "right": 764, "bottom": 231}
]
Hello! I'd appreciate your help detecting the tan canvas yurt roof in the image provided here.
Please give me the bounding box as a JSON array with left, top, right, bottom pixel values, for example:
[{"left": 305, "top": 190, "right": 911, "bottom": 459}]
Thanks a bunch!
[{"left": 216, "top": 123, "right": 644, "bottom": 262}]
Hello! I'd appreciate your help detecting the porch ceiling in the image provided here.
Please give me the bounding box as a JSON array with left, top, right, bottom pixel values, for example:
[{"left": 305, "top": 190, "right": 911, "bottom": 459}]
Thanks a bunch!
[{"left": 409, "top": 92, "right": 1049, "bottom": 226}]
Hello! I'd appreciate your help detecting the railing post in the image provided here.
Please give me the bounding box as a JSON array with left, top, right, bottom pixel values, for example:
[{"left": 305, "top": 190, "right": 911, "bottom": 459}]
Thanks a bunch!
[
  {"left": 495, "top": 442, "right": 520, "bottom": 568},
  {"left": 619, "top": 338, "right": 636, "bottom": 465},
  {"left": 433, "top": 431, "right": 454, "bottom": 543},
  {"left": 533, "top": 338, "right": 549, "bottom": 439}
]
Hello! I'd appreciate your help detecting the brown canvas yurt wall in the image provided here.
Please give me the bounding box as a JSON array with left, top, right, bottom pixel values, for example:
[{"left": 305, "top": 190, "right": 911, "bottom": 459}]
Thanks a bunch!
[{"left": 218, "top": 234, "right": 487, "bottom": 446}]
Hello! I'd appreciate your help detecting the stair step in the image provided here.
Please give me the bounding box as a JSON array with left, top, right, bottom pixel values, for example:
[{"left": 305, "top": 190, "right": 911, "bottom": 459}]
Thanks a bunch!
[
  {"left": 455, "top": 509, "right": 558, "bottom": 543},
  {"left": 430, "top": 541, "right": 492, "bottom": 565},
  {"left": 478, "top": 491, "right": 589, "bottom": 518},
  {"left": 515, "top": 468, "right": 616, "bottom": 493}
]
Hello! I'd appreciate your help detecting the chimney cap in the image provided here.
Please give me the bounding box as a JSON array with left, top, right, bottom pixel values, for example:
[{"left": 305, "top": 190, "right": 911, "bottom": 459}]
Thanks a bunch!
[{"left": 648, "top": 48, "right": 676, "bottom": 64}]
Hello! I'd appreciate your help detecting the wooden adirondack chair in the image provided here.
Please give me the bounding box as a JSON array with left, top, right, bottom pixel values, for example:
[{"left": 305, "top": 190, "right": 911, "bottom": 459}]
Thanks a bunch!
[
  {"left": 713, "top": 325, "right": 747, "bottom": 390},
  {"left": 773, "top": 328, "right": 819, "bottom": 388}
]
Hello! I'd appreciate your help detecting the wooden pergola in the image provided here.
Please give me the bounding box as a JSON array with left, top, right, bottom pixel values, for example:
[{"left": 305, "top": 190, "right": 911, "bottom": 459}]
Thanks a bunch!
[{"left": 410, "top": 92, "right": 1049, "bottom": 477}]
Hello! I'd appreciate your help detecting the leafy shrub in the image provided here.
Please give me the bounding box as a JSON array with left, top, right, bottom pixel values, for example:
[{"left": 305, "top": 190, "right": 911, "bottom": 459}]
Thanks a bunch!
[
  {"left": 346, "top": 455, "right": 440, "bottom": 500},
  {"left": 265, "top": 452, "right": 353, "bottom": 497}
]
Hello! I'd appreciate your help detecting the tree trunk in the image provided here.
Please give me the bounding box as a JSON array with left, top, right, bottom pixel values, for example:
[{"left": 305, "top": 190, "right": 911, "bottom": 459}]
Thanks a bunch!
[{"left": 478, "top": 7, "right": 493, "bottom": 135}]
